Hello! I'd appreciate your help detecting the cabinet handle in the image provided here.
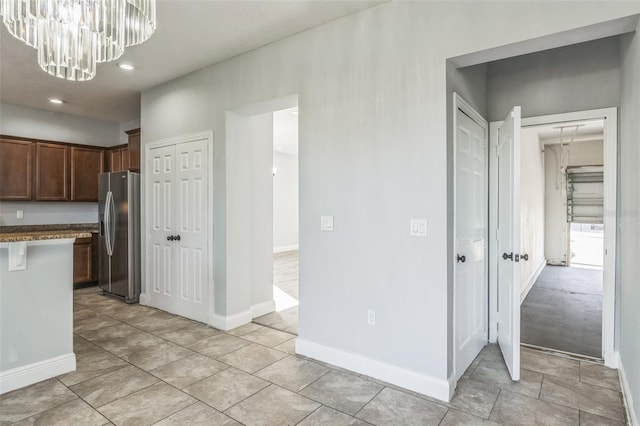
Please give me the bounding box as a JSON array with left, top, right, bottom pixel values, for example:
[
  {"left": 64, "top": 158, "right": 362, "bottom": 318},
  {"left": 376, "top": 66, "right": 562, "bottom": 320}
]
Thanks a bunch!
[
  {"left": 456, "top": 254, "right": 466, "bottom": 263},
  {"left": 175, "top": 235, "right": 181, "bottom": 241},
  {"left": 167, "top": 235, "right": 174, "bottom": 241}
]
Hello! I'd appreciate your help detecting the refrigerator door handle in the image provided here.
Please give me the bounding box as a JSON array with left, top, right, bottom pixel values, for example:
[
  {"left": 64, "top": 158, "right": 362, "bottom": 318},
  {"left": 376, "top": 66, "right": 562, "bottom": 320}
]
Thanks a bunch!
[
  {"left": 109, "top": 191, "right": 116, "bottom": 256},
  {"left": 105, "top": 191, "right": 113, "bottom": 256}
]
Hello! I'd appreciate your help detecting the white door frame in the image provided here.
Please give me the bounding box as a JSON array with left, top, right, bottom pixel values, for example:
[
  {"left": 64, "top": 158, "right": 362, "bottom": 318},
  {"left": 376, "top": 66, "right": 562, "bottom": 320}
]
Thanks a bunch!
[
  {"left": 141, "top": 131, "right": 215, "bottom": 323},
  {"left": 488, "top": 108, "right": 617, "bottom": 367},
  {"left": 452, "top": 93, "right": 489, "bottom": 381}
]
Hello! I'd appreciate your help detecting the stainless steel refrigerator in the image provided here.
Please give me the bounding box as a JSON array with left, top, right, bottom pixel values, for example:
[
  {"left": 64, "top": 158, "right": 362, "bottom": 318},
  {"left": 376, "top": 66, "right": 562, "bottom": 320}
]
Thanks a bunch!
[{"left": 98, "top": 171, "right": 141, "bottom": 303}]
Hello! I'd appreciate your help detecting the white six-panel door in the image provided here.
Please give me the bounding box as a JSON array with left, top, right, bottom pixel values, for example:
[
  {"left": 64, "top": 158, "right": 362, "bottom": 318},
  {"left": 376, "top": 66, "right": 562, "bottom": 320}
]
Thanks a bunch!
[
  {"left": 454, "top": 105, "right": 488, "bottom": 381},
  {"left": 148, "top": 145, "right": 176, "bottom": 314},
  {"left": 147, "top": 138, "right": 209, "bottom": 323},
  {"left": 174, "top": 140, "right": 208, "bottom": 322},
  {"left": 497, "top": 106, "right": 522, "bottom": 381}
]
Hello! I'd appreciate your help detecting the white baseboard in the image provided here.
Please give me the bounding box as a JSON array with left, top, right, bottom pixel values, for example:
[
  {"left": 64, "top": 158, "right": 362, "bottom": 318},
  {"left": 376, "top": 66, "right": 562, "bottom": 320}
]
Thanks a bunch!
[
  {"left": 296, "top": 338, "right": 451, "bottom": 402},
  {"left": 274, "top": 245, "right": 298, "bottom": 254},
  {"left": 139, "top": 292, "right": 150, "bottom": 306},
  {"left": 521, "top": 257, "right": 546, "bottom": 304},
  {"left": 618, "top": 354, "right": 639, "bottom": 426},
  {"left": 251, "top": 300, "right": 276, "bottom": 318},
  {"left": 0, "top": 353, "right": 76, "bottom": 395},
  {"left": 209, "top": 309, "right": 252, "bottom": 331}
]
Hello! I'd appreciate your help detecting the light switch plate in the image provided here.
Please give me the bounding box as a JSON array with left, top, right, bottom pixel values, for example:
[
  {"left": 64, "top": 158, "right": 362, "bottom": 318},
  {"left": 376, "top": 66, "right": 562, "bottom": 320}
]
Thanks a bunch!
[
  {"left": 410, "top": 219, "right": 428, "bottom": 237},
  {"left": 321, "top": 216, "right": 334, "bottom": 232},
  {"left": 16, "top": 210, "right": 23, "bottom": 219}
]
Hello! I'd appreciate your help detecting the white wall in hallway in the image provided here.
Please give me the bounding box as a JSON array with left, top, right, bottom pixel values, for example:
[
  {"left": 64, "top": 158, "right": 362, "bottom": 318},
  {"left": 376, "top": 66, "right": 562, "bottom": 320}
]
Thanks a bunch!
[
  {"left": 273, "top": 151, "right": 299, "bottom": 251},
  {"left": 141, "top": 1, "right": 640, "bottom": 400},
  {"left": 520, "top": 128, "right": 545, "bottom": 296},
  {"left": 619, "top": 23, "right": 640, "bottom": 425}
]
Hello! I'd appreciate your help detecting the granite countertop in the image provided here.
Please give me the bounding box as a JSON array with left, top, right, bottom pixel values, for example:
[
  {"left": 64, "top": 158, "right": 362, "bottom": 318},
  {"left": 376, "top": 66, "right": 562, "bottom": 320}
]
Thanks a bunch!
[{"left": 0, "top": 224, "right": 98, "bottom": 243}]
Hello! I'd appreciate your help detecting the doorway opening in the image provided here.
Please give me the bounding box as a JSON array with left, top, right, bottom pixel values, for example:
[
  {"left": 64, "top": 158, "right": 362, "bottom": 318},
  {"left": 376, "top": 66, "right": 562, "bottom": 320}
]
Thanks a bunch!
[
  {"left": 519, "top": 119, "right": 605, "bottom": 360},
  {"left": 253, "top": 106, "right": 300, "bottom": 334}
]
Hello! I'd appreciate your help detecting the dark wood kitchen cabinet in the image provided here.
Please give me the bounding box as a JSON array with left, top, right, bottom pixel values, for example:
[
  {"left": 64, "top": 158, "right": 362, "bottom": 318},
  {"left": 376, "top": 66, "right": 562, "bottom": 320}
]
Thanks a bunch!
[
  {"left": 70, "top": 146, "right": 104, "bottom": 201},
  {"left": 126, "top": 128, "right": 140, "bottom": 171},
  {"left": 106, "top": 145, "right": 126, "bottom": 172},
  {"left": 73, "top": 234, "right": 98, "bottom": 285},
  {"left": 0, "top": 138, "right": 33, "bottom": 201},
  {"left": 35, "top": 142, "right": 69, "bottom": 201}
]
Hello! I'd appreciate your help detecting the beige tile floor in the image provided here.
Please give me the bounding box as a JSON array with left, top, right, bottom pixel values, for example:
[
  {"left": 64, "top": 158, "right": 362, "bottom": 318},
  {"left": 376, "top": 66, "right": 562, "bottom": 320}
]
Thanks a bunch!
[{"left": 0, "top": 287, "right": 627, "bottom": 425}]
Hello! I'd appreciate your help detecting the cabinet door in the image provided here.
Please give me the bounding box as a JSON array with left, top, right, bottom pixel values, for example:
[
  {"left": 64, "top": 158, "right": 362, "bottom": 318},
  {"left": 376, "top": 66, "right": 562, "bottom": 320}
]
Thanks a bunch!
[
  {"left": 0, "top": 138, "right": 33, "bottom": 200},
  {"left": 35, "top": 143, "right": 69, "bottom": 200},
  {"left": 106, "top": 148, "right": 122, "bottom": 172},
  {"left": 121, "top": 147, "right": 130, "bottom": 171},
  {"left": 126, "top": 128, "right": 140, "bottom": 171},
  {"left": 91, "top": 233, "right": 98, "bottom": 281},
  {"left": 71, "top": 146, "right": 104, "bottom": 201},
  {"left": 73, "top": 237, "right": 93, "bottom": 284}
]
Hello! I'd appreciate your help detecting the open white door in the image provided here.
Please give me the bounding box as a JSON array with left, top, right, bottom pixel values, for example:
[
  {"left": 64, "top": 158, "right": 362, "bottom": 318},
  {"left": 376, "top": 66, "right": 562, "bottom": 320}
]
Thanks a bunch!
[
  {"left": 497, "top": 106, "right": 521, "bottom": 381},
  {"left": 454, "top": 102, "right": 488, "bottom": 381}
]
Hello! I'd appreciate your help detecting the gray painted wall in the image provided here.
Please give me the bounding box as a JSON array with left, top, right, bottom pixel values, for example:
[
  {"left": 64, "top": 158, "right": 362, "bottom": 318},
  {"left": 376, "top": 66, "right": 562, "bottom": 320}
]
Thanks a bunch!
[
  {"left": 141, "top": 1, "right": 640, "bottom": 396},
  {"left": 0, "top": 103, "right": 120, "bottom": 146},
  {"left": 0, "top": 243, "right": 74, "bottom": 372},
  {"left": 619, "top": 24, "right": 640, "bottom": 423},
  {"left": 487, "top": 37, "right": 622, "bottom": 122},
  {"left": 0, "top": 202, "right": 97, "bottom": 226}
]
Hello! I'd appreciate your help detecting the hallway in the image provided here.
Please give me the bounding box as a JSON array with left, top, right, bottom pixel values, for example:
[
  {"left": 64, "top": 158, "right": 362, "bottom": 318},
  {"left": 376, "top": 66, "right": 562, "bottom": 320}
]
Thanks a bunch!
[
  {"left": 521, "top": 265, "right": 602, "bottom": 358},
  {"left": 254, "top": 250, "right": 299, "bottom": 334}
]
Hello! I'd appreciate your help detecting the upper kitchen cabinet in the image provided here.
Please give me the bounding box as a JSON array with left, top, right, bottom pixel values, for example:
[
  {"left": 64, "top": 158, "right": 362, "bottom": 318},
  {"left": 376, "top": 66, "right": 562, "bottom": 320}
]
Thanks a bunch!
[
  {"left": 71, "top": 146, "right": 104, "bottom": 201},
  {"left": 126, "top": 128, "right": 140, "bottom": 171},
  {"left": 106, "top": 147, "right": 122, "bottom": 172},
  {"left": 0, "top": 138, "right": 33, "bottom": 201},
  {"left": 35, "top": 142, "right": 69, "bottom": 201}
]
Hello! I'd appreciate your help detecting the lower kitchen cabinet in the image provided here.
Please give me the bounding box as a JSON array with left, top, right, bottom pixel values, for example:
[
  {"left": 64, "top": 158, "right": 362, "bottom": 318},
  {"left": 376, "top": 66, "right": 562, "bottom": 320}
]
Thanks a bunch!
[{"left": 73, "top": 234, "right": 98, "bottom": 285}]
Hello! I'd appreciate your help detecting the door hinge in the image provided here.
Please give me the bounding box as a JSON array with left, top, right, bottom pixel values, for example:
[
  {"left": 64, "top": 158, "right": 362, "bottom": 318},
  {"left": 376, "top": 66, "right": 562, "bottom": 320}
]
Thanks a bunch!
[
  {"left": 484, "top": 139, "right": 488, "bottom": 150},
  {"left": 495, "top": 145, "right": 500, "bottom": 157},
  {"left": 496, "top": 229, "right": 500, "bottom": 240}
]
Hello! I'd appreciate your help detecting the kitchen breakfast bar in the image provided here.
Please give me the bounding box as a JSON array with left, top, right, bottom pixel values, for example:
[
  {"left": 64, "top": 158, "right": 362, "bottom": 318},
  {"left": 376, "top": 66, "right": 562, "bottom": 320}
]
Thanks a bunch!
[{"left": 0, "top": 229, "right": 91, "bottom": 394}]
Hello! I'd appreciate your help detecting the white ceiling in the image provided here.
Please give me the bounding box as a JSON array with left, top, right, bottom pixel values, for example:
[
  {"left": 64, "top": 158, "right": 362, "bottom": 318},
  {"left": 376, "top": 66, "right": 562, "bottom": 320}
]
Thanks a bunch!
[
  {"left": 0, "top": 0, "right": 384, "bottom": 123},
  {"left": 530, "top": 119, "right": 604, "bottom": 145},
  {"left": 273, "top": 106, "right": 298, "bottom": 156}
]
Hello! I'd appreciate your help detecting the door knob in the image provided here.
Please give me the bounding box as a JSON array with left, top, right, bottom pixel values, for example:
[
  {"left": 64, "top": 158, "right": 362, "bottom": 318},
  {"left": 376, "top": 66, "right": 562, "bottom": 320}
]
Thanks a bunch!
[
  {"left": 502, "top": 252, "right": 513, "bottom": 261},
  {"left": 456, "top": 254, "right": 466, "bottom": 263},
  {"left": 520, "top": 253, "right": 529, "bottom": 261}
]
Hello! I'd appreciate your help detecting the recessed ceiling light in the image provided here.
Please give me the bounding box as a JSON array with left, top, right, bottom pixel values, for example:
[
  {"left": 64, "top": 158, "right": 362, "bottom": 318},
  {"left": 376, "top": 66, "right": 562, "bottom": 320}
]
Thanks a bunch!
[
  {"left": 117, "top": 63, "right": 135, "bottom": 70},
  {"left": 49, "top": 98, "right": 65, "bottom": 104}
]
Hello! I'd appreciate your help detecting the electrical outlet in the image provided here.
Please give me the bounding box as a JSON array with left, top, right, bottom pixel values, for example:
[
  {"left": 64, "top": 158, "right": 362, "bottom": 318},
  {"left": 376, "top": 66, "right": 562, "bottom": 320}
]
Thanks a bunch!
[
  {"left": 367, "top": 309, "right": 376, "bottom": 325},
  {"left": 16, "top": 210, "right": 24, "bottom": 219}
]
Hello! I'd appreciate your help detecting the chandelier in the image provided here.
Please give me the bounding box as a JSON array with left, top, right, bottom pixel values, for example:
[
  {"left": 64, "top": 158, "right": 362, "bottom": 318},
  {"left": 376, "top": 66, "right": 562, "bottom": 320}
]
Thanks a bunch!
[{"left": 0, "top": 0, "right": 156, "bottom": 81}]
